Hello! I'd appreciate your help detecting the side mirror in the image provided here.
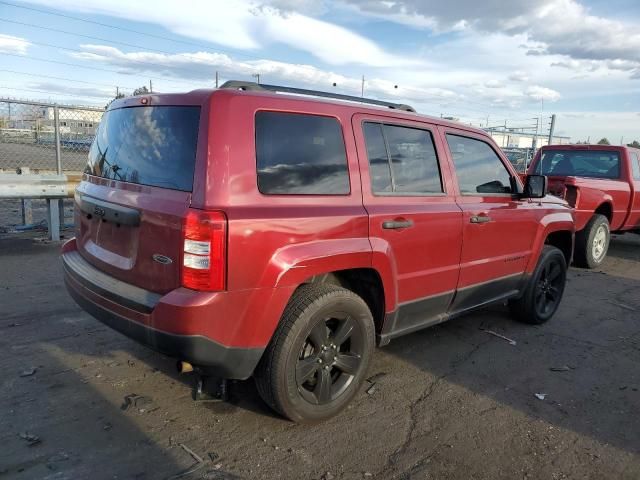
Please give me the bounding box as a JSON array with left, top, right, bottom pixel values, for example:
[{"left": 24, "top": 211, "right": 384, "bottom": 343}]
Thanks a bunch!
[{"left": 523, "top": 175, "right": 547, "bottom": 199}]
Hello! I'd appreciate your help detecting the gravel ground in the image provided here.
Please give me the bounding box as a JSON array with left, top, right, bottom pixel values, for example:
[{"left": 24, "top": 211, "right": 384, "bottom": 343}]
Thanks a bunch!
[{"left": 0, "top": 233, "right": 639, "bottom": 479}]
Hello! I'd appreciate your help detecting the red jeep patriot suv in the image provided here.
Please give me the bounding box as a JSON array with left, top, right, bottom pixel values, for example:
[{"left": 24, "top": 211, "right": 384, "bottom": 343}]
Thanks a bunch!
[{"left": 63, "top": 81, "right": 574, "bottom": 422}]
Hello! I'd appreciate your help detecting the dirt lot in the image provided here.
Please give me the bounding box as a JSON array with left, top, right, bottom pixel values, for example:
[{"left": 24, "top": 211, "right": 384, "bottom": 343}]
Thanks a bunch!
[{"left": 1, "top": 233, "right": 639, "bottom": 479}]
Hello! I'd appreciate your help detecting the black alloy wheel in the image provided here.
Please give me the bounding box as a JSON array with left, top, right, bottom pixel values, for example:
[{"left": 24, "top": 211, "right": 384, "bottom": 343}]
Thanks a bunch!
[
  {"left": 534, "top": 257, "right": 565, "bottom": 318},
  {"left": 295, "top": 313, "right": 364, "bottom": 405},
  {"left": 510, "top": 245, "right": 567, "bottom": 325},
  {"left": 255, "top": 283, "right": 375, "bottom": 422}
]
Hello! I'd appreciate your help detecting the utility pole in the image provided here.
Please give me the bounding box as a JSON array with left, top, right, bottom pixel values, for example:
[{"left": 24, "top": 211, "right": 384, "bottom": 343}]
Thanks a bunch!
[
  {"left": 532, "top": 117, "right": 540, "bottom": 151},
  {"left": 215, "top": 71, "right": 219, "bottom": 88},
  {"left": 252, "top": 73, "right": 260, "bottom": 84},
  {"left": 149, "top": 79, "right": 153, "bottom": 93},
  {"left": 116, "top": 86, "right": 119, "bottom": 97},
  {"left": 548, "top": 114, "right": 556, "bottom": 146},
  {"left": 361, "top": 75, "right": 365, "bottom": 97}
]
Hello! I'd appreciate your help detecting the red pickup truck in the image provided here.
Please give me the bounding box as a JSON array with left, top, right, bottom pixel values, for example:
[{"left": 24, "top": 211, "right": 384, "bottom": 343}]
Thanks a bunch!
[{"left": 529, "top": 144, "right": 640, "bottom": 268}]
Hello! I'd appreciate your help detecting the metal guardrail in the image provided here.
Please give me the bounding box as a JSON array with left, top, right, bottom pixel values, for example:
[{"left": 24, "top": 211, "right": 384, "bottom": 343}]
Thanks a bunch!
[
  {"left": 0, "top": 172, "right": 80, "bottom": 241},
  {"left": 0, "top": 99, "right": 97, "bottom": 239}
]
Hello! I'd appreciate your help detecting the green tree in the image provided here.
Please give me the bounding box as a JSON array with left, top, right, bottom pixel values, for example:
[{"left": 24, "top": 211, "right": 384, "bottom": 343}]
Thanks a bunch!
[
  {"left": 627, "top": 140, "right": 640, "bottom": 148},
  {"left": 597, "top": 138, "right": 611, "bottom": 145},
  {"left": 104, "top": 85, "right": 149, "bottom": 109},
  {"left": 105, "top": 91, "right": 125, "bottom": 110},
  {"left": 132, "top": 86, "right": 150, "bottom": 96}
]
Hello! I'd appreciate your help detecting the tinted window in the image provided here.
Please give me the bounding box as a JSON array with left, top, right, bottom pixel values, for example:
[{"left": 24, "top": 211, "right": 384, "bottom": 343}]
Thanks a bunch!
[
  {"left": 256, "top": 112, "right": 349, "bottom": 194},
  {"left": 86, "top": 106, "right": 200, "bottom": 191},
  {"left": 446, "top": 135, "right": 512, "bottom": 194},
  {"left": 537, "top": 150, "right": 621, "bottom": 179},
  {"left": 363, "top": 122, "right": 443, "bottom": 195},
  {"left": 631, "top": 152, "right": 640, "bottom": 180},
  {"left": 363, "top": 123, "right": 392, "bottom": 193}
]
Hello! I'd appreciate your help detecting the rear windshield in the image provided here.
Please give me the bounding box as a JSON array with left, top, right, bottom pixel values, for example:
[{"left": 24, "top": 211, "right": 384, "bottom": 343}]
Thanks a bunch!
[
  {"left": 536, "top": 149, "right": 621, "bottom": 179},
  {"left": 85, "top": 106, "right": 200, "bottom": 191}
]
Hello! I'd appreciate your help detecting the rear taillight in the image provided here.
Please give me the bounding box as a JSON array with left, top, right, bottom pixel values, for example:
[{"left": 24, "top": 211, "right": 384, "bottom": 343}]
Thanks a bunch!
[{"left": 182, "top": 209, "right": 226, "bottom": 291}]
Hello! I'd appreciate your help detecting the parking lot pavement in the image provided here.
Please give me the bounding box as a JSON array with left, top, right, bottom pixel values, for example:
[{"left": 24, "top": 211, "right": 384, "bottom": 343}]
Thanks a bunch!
[{"left": 0, "top": 235, "right": 639, "bottom": 480}]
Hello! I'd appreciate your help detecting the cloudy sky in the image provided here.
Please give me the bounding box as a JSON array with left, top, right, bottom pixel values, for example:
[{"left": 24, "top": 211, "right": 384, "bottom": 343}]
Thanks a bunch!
[{"left": 0, "top": 0, "right": 639, "bottom": 141}]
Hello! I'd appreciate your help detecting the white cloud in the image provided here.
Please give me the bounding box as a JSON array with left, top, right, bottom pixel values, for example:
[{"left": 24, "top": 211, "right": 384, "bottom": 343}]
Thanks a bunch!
[
  {"left": 20, "top": 0, "right": 416, "bottom": 67},
  {"left": 341, "top": 0, "right": 640, "bottom": 78},
  {"left": 484, "top": 79, "right": 504, "bottom": 89},
  {"left": 556, "top": 112, "right": 640, "bottom": 143},
  {"left": 508, "top": 71, "right": 529, "bottom": 82},
  {"left": 69, "top": 44, "right": 457, "bottom": 103},
  {"left": 27, "top": 82, "right": 113, "bottom": 98},
  {"left": 526, "top": 85, "right": 561, "bottom": 102},
  {"left": 0, "top": 34, "right": 31, "bottom": 55}
]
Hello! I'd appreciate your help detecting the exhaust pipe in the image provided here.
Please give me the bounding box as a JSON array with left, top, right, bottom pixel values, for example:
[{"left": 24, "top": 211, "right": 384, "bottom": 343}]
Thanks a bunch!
[{"left": 177, "top": 360, "right": 194, "bottom": 374}]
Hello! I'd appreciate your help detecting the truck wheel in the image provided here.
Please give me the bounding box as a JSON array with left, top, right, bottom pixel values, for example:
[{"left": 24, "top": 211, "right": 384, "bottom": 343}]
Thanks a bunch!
[
  {"left": 509, "top": 246, "right": 567, "bottom": 325},
  {"left": 574, "top": 214, "right": 610, "bottom": 269},
  {"left": 255, "top": 283, "right": 375, "bottom": 423}
]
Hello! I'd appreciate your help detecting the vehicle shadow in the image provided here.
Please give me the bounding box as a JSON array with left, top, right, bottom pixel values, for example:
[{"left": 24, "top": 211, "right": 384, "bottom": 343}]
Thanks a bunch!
[
  {"left": 4, "top": 235, "right": 640, "bottom": 478},
  {"left": 0, "top": 237, "right": 246, "bottom": 478},
  {"left": 378, "top": 265, "right": 640, "bottom": 458}
]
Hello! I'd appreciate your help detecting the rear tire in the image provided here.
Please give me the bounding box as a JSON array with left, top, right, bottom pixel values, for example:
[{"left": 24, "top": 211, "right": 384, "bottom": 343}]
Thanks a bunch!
[
  {"left": 510, "top": 246, "right": 567, "bottom": 325},
  {"left": 255, "top": 283, "right": 375, "bottom": 423},
  {"left": 574, "top": 214, "right": 610, "bottom": 269}
]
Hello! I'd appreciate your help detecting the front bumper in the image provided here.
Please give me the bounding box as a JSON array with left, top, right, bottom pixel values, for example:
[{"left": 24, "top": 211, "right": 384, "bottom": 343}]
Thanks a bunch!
[{"left": 62, "top": 246, "right": 264, "bottom": 380}]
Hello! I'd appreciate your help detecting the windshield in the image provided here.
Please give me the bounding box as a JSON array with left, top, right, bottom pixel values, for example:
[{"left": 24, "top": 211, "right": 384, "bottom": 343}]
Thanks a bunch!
[
  {"left": 85, "top": 105, "right": 200, "bottom": 191},
  {"left": 536, "top": 149, "right": 621, "bottom": 179}
]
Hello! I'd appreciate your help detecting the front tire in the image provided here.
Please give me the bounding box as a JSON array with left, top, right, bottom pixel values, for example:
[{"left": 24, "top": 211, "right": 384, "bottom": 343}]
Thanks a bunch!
[
  {"left": 574, "top": 214, "right": 610, "bottom": 269},
  {"left": 510, "top": 246, "right": 567, "bottom": 325},
  {"left": 255, "top": 283, "right": 375, "bottom": 423}
]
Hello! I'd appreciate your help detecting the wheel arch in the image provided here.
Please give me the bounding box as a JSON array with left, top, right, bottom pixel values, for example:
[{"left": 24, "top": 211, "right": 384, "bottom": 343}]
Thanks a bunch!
[
  {"left": 302, "top": 268, "right": 386, "bottom": 337},
  {"left": 544, "top": 230, "right": 573, "bottom": 266},
  {"left": 594, "top": 202, "right": 613, "bottom": 223},
  {"left": 266, "top": 239, "right": 393, "bottom": 339},
  {"left": 525, "top": 211, "right": 575, "bottom": 274}
]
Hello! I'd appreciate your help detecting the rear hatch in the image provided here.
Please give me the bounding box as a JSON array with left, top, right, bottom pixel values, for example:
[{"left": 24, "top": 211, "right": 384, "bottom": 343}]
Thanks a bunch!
[{"left": 75, "top": 101, "right": 203, "bottom": 294}]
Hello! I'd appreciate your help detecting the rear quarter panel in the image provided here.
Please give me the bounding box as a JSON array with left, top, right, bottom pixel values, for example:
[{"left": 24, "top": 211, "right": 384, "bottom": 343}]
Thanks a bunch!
[{"left": 194, "top": 91, "right": 378, "bottom": 343}]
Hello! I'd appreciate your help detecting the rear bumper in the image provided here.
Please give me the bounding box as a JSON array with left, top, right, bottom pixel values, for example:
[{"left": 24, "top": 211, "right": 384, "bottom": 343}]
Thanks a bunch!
[{"left": 62, "top": 243, "right": 265, "bottom": 380}]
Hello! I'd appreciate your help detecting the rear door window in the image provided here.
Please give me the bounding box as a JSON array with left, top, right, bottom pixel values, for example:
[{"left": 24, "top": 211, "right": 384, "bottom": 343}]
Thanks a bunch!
[
  {"left": 255, "top": 111, "right": 350, "bottom": 195},
  {"left": 446, "top": 134, "right": 513, "bottom": 195},
  {"left": 363, "top": 122, "right": 443, "bottom": 195},
  {"left": 86, "top": 106, "right": 200, "bottom": 191}
]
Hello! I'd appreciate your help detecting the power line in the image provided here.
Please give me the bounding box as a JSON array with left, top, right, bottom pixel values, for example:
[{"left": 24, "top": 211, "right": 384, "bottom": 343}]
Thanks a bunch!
[
  {"left": 0, "top": 52, "right": 205, "bottom": 89},
  {"left": 0, "top": 0, "right": 275, "bottom": 63},
  {"left": 0, "top": 18, "right": 233, "bottom": 66},
  {"left": 0, "top": 51, "right": 205, "bottom": 88},
  {"left": 0, "top": 68, "right": 139, "bottom": 90},
  {"left": 1, "top": 6, "right": 555, "bottom": 119},
  {"left": 6, "top": 37, "right": 226, "bottom": 81},
  {"left": 0, "top": 85, "right": 110, "bottom": 100},
  {"left": 0, "top": 4, "right": 549, "bottom": 116}
]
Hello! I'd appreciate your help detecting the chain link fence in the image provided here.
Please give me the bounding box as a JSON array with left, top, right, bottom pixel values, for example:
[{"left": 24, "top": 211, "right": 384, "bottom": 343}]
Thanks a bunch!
[
  {"left": 0, "top": 99, "right": 103, "bottom": 173},
  {"left": 501, "top": 147, "right": 535, "bottom": 173}
]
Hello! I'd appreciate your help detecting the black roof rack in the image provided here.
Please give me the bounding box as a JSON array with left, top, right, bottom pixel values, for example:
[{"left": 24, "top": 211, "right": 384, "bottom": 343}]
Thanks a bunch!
[{"left": 219, "top": 80, "right": 416, "bottom": 113}]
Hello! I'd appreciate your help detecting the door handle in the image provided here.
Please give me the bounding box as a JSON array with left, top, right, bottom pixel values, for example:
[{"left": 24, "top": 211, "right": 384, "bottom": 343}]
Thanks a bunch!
[
  {"left": 470, "top": 215, "right": 491, "bottom": 224},
  {"left": 382, "top": 219, "right": 414, "bottom": 230}
]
